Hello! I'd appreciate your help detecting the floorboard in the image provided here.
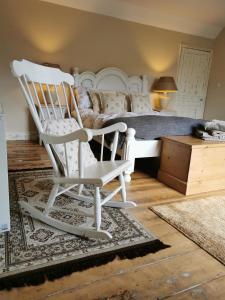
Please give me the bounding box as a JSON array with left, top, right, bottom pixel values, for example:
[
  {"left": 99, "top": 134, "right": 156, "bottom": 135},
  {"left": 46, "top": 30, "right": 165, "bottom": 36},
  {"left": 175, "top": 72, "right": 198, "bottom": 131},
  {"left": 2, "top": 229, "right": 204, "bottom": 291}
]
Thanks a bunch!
[{"left": 1, "top": 140, "right": 225, "bottom": 300}]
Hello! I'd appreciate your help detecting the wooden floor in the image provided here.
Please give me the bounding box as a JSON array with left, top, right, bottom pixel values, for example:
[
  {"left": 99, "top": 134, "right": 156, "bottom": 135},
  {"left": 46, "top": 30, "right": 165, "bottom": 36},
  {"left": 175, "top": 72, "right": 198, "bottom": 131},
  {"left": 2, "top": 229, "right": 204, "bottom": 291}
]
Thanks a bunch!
[{"left": 2, "top": 141, "right": 225, "bottom": 300}]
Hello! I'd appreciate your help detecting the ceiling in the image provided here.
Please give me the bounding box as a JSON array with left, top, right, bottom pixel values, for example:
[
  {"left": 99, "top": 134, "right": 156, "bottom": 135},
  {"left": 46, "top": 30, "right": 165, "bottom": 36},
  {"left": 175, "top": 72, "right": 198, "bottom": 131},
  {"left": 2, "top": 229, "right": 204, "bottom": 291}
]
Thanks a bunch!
[{"left": 42, "top": 0, "right": 225, "bottom": 39}]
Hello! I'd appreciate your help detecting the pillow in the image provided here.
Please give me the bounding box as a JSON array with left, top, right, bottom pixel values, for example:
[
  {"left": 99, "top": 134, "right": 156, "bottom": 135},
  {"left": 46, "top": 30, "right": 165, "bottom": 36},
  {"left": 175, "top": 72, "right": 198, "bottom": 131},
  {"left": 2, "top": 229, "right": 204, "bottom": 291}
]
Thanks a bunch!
[
  {"left": 72, "top": 108, "right": 98, "bottom": 128},
  {"left": 107, "top": 91, "right": 131, "bottom": 112},
  {"left": 124, "top": 93, "right": 131, "bottom": 112},
  {"left": 75, "top": 86, "right": 92, "bottom": 109},
  {"left": 130, "top": 94, "right": 152, "bottom": 113},
  {"left": 89, "top": 90, "right": 101, "bottom": 113},
  {"left": 44, "top": 118, "right": 96, "bottom": 177},
  {"left": 100, "top": 92, "right": 126, "bottom": 114}
]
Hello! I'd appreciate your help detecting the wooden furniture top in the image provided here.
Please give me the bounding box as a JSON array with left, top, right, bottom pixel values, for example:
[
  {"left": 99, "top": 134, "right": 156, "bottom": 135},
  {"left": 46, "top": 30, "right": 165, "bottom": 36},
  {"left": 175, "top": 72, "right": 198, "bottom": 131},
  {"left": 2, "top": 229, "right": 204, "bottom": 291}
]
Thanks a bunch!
[{"left": 161, "top": 135, "right": 225, "bottom": 148}]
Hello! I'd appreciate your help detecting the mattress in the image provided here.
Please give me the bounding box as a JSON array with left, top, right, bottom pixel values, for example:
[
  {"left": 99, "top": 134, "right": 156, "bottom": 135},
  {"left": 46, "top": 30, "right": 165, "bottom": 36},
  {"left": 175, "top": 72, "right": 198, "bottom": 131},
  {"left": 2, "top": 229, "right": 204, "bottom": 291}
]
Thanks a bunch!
[
  {"left": 103, "top": 115, "right": 205, "bottom": 147},
  {"left": 73, "top": 109, "right": 205, "bottom": 148}
]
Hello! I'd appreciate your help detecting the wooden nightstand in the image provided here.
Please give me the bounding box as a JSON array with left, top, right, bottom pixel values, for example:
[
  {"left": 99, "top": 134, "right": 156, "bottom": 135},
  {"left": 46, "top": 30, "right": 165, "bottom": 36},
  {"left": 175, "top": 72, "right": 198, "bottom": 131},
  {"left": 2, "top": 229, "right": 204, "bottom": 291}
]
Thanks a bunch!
[{"left": 38, "top": 105, "right": 67, "bottom": 144}]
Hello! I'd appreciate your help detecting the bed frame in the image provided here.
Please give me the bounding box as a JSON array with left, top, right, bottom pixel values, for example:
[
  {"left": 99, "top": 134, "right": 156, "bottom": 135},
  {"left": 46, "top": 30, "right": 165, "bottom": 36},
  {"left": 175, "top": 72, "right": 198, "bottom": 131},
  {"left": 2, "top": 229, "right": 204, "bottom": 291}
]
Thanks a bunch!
[{"left": 72, "top": 67, "right": 161, "bottom": 182}]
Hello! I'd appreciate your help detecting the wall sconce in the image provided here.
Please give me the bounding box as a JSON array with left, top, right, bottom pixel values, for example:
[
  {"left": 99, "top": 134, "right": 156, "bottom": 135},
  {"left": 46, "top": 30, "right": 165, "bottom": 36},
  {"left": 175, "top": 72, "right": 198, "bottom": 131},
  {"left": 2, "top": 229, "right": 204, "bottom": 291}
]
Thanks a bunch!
[{"left": 152, "top": 76, "right": 178, "bottom": 109}]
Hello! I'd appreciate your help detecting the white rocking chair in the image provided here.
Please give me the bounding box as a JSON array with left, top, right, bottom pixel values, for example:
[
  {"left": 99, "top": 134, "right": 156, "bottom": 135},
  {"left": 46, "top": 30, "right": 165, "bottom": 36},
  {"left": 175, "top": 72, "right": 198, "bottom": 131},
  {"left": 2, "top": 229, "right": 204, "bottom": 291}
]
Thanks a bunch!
[{"left": 11, "top": 59, "right": 136, "bottom": 240}]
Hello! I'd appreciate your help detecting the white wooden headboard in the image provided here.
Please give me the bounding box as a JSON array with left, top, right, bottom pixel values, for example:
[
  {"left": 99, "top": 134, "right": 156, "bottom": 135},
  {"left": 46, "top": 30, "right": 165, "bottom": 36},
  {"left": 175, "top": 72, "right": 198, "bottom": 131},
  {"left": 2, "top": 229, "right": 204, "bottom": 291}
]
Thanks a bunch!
[{"left": 72, "top": 67, "right": 153, "bottom": 95}]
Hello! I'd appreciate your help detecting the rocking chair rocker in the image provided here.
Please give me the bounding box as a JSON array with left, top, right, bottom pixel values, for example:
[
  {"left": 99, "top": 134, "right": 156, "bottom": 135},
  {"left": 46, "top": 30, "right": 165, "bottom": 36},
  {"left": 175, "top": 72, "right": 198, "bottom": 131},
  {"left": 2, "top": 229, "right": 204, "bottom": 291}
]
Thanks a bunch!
[{"left": 11, "top": 59, "right": 136, "bottom": 240}]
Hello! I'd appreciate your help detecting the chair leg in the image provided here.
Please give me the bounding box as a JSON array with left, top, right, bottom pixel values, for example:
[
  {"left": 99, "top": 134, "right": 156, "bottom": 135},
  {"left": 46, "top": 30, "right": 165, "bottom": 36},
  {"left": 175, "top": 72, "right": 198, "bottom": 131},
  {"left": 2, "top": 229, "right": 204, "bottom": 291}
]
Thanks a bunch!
[
  {"left": 104, "top": 173, "right": 136, "bottom": 208},
  {"left": 119, "top": 173, "right": 126, "bottom": 203},
  {"left": 94, "top": 187, "right": 101, "bottom": 231},
  {"left": 44, "top": 184, "right": 59, "bottom": 215}
]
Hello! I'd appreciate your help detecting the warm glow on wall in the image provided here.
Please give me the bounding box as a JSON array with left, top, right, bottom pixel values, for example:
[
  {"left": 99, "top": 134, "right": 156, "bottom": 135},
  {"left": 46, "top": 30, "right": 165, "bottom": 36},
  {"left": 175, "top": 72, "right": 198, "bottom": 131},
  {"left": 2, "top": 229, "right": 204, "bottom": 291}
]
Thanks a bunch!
[
  {"left": 142, "top": 50, "right": 176, "bottom": 73},
  {"left": 15, "top": 12, "right": 77, "bottom": 54},
  {"left": 149, "top": 58, "right": 174, "bottom": 73},
  {"left": 134, "top": 39, "right": 177, "bottom": 73},
  {"left": 133, "top": 42, "right": 178, "bottom": 109},
  {"left": 25, "top": 29, "right": 73, "bottom": 53}
]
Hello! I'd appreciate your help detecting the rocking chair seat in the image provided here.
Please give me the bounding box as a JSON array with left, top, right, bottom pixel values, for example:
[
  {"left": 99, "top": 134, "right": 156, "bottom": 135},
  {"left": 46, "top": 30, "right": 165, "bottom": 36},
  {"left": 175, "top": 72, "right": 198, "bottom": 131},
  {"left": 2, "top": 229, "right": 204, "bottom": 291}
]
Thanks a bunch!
[{"left": 55, "top": 160, "right": 132, "bottom": 187}]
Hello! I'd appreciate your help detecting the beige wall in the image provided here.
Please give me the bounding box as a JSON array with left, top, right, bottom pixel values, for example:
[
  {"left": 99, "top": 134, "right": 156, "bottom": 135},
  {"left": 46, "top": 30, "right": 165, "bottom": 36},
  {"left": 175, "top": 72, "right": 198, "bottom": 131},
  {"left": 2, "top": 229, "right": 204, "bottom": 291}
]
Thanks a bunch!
[
  {"left": 205, "top": 28, "right": 225, "bottom": 120},
  {"left": 0, "top": 0, "right": 214, "bottom": 138}
]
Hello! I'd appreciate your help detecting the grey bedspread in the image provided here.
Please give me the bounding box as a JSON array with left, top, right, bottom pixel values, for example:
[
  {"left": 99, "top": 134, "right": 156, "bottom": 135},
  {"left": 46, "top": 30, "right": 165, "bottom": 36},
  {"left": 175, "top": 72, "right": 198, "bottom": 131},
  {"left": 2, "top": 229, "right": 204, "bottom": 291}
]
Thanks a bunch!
[{"left": 103, "top": 115, "right": 205, "bottom": 148}]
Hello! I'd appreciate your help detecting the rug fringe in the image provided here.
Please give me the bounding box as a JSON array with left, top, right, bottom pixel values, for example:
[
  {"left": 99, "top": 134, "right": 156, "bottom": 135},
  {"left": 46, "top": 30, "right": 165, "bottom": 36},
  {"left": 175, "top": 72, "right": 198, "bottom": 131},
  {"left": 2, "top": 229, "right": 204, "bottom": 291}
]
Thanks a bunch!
[{"left": 0, "top": 239, "right": 169, "bottom": 290}]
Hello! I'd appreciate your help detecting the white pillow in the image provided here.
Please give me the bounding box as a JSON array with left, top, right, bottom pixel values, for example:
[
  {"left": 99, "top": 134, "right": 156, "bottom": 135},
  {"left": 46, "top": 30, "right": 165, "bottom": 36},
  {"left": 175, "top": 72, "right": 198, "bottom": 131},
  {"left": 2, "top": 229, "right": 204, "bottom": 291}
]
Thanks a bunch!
[
  {"left": 130, "top": 94, "right": 152, "bottom": 113},
  {"left": 75, "top": 86, "right": 92, "bottom": 109},
  {"left": 44, "top": 118, "right": 97, "bottom": 176},
  {"left": 89, "top": 90, "right": 102, "bottom": 113},
  {"left": 100, "top": 92, "right": 126, "bottom": 114}
]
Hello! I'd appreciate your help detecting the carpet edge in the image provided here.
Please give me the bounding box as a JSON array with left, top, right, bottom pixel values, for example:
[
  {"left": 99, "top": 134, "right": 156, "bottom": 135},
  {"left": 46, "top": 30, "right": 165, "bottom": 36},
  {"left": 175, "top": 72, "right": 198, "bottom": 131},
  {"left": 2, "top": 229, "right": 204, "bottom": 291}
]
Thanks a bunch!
[{"left": 0, "top": 239, "right": 169, "bottom": 290}]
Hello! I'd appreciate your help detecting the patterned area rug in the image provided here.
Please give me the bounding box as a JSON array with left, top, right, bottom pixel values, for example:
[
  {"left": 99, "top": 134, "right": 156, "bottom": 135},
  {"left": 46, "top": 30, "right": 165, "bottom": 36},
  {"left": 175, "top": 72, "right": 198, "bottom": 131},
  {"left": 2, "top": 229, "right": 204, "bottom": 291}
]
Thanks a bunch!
[
  {"left": 151, "top": 196, "right": 225, "bottom": 265},
  {"left": 0, "top": 170, "right": 168, "bottom": 289}
]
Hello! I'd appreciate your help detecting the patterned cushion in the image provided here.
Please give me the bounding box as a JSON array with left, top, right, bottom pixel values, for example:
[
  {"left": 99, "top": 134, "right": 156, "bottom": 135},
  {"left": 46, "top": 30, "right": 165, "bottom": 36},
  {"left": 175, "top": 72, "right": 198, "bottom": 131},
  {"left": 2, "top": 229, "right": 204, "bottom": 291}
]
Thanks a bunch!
[
  {"left": 124, "top": 93, "right": 131, "bottom": 112},
  {"left": 104, "top": 91, "right": 131, "bottom": 112},
  {"left": 44, "top": 118, "right": 97, "bottom": 177},
  {"left": 89, "top": 91, "right": 101, "bottom": 113},
  {"left": 100, "top": 92, "right": 126, "bottom": 114},
  {"left": 75, "top": 87, "right": 92, "bottom": 109},
  {"left": 130, "top": 94, "right": 153, "bottom": 113}
]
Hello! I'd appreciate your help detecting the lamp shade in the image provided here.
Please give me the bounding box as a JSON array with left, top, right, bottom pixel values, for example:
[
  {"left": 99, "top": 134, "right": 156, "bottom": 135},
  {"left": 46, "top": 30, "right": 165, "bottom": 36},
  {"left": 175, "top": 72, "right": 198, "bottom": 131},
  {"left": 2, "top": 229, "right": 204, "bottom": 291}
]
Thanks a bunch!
[{"left": 153, "top": 76, "right": 178, "bottom": 92}]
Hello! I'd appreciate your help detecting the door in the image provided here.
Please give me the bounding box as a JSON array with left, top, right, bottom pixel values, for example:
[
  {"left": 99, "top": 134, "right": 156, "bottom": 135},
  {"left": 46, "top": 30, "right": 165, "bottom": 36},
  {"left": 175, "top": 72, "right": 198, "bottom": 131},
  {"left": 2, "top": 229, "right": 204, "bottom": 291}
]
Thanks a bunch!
[{"left": 169, "top": 46, "right": 212, "bottom": 119}]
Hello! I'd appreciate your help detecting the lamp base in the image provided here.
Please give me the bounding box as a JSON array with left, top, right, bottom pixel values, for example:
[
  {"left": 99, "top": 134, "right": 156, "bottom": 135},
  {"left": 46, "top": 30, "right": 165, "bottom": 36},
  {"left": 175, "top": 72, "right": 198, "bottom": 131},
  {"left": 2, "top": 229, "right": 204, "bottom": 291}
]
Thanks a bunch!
[{"left": 159, "top": 92, "right": 169, "bottom": 109}]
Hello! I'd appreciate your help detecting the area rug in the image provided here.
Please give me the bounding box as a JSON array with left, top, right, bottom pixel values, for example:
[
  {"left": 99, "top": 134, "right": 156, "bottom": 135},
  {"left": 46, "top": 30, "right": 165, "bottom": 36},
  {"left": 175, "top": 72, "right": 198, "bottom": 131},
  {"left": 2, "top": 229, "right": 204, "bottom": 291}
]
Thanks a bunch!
[
  {"left": 150, "top": 196, "right": 225, "bottom": 265},
  {"left": 0, "top": 170, "right": 169, "bottom": 289}
]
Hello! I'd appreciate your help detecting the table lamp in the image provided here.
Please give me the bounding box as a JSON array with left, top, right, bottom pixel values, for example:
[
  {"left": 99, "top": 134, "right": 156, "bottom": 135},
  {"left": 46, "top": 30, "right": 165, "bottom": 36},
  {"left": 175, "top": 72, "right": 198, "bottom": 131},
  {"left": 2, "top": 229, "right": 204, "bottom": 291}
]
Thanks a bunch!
[{"left": 153, "top": 76, "right": 178, "bottom": 109}]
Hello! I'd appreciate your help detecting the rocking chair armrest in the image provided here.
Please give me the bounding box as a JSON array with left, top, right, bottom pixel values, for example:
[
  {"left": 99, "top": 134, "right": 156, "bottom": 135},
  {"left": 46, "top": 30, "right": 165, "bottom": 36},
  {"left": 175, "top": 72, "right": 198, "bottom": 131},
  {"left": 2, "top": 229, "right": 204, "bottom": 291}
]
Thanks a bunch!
[
  {"left": 40, "top": 128, "right": 93, "bottom": 145},
  {"left": 87, "top": 122, "right": 127, "bottom": 136}
]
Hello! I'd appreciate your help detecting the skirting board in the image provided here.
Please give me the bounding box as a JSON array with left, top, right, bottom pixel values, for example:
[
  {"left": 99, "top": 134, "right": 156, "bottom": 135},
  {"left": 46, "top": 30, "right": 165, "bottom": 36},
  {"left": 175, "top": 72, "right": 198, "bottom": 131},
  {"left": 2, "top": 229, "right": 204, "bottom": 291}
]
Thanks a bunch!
[{"left": 6, "top": 132, "right": 38, "bottom": 141}]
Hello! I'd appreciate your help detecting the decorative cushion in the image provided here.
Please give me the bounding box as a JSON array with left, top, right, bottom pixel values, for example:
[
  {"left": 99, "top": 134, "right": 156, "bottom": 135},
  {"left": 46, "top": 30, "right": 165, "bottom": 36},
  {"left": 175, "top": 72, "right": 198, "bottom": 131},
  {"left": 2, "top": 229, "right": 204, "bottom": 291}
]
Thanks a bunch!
[
  {"left": 112, "top": 92, "right": 131, "bottom": 112},
  {"left": 72, "top": 108, "right": 97, "bottom": 128},
  {"left": 100, "top": 92, "right": 126, "bottom": 114},
  {"left": 124, "top": 93, "right": 131, "bottom": 112},
  {"left": 130, "top": 94, "right": 153, "bottom": 113},
  {"left": 75, "top": 86, "right": 92, "bottom": 109},
  {"left": 89, "top": 90, "right": 101, "bottom": 113},
  {"left": 44, "top": 118, "right": 97, "bottom": 177}
]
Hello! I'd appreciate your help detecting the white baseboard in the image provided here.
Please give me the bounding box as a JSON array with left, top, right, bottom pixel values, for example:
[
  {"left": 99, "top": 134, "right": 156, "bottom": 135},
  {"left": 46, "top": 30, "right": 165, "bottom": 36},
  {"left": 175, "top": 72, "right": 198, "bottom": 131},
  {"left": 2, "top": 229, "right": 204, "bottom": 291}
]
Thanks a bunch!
[{"left": 7, "top": 132, "right": 38, "bottom": 141}]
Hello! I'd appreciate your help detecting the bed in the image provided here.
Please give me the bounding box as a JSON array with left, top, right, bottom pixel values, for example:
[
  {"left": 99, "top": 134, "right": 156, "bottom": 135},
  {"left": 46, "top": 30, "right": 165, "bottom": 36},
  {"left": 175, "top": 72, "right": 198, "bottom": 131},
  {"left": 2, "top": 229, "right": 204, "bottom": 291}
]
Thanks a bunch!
[{"left": 72, "top": 67, "right": 204, "bottom": 182}]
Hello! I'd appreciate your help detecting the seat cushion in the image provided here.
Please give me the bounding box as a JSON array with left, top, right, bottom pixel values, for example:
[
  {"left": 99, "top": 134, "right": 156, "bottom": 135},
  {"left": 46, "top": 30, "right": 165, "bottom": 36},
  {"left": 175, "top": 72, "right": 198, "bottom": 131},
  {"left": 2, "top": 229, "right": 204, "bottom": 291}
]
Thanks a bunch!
[{"left": 43, "top": 118, "right": 97, "bottom": 176}]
